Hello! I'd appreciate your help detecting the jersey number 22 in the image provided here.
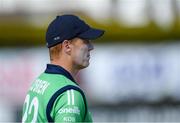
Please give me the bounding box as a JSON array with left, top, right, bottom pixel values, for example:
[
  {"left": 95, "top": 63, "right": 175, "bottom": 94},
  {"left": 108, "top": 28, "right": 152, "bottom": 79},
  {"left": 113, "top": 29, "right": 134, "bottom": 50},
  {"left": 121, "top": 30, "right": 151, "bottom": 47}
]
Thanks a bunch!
[{"left": 22, "top": 94, "right": 39, "bottom": 123}]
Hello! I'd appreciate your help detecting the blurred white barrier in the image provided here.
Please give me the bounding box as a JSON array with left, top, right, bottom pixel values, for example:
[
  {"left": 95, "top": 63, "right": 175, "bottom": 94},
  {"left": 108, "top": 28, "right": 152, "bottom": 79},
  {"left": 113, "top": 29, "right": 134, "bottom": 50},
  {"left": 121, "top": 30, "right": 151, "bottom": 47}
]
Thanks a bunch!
[
  {"left": 0, "top": 100, "right": 14, "bottom": 121},
  {"left": 90, "top": 105, "right": 180, "bottom": 122},
  {"left": 82, "top": 43, "right": 180, "bottom": 104},
  {"left": 0, "top": 43, "right": 180, "bottom": 121},
  {"left": 0, "top": 43, "right": 180, "bottom": 105},
  {"left": 0, "top": 47, "right": 49, "bottom": 104}
]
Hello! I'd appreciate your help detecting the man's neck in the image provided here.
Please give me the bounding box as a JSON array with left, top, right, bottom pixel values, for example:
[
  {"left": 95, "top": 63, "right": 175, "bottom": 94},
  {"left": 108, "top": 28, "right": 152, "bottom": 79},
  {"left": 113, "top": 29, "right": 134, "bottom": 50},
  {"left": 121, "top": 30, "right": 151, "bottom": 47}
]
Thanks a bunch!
[{"left": 50, "top": 61, "right": 78, "bottom": 78}]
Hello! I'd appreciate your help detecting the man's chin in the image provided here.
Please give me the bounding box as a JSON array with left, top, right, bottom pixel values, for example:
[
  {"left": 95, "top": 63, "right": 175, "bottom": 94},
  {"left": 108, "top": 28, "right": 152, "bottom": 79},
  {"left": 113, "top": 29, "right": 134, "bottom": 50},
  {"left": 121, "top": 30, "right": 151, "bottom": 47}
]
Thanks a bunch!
[{"left": 78, "top": 63, "right": 90, "bottom": 69}]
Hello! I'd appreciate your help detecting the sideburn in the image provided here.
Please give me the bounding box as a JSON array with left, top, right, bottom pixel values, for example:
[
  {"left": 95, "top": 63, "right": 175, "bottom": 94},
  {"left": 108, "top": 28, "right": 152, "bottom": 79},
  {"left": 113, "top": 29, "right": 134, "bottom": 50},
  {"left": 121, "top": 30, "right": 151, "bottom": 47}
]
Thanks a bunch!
[{"left": 49, "top": 44, "right": 62, "bottom": 61}]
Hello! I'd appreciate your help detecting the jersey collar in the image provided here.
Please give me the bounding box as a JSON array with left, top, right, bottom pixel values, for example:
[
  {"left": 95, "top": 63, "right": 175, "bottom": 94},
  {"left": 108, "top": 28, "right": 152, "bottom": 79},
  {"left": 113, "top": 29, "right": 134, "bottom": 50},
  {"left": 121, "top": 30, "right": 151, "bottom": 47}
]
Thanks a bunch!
[{"left": 45, "top": 64, "right": 77, "bottom": 85}]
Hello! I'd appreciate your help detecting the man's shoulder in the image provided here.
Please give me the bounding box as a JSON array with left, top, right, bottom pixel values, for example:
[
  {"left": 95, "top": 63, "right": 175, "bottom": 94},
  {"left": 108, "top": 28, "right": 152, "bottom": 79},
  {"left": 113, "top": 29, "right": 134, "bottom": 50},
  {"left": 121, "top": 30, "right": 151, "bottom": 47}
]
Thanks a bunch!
[{"left": 35, "top": 73, "right": 79, "bottom": 99}]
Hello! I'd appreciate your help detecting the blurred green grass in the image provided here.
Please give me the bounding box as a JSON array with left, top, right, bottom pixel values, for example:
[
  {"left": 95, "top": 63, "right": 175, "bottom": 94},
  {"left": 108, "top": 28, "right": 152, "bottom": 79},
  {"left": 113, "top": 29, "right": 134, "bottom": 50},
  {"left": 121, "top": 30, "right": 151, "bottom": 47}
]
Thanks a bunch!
[{"left": 0, "top": 15, "right": 180, "bottom": 47}]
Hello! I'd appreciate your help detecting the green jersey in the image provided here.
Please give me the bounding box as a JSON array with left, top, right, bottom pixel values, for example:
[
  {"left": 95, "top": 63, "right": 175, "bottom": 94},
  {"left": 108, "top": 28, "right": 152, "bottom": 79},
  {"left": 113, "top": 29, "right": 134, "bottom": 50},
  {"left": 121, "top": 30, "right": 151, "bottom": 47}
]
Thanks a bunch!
[{"left": 22, "top": 64, "right": 92, "bottom": 123}]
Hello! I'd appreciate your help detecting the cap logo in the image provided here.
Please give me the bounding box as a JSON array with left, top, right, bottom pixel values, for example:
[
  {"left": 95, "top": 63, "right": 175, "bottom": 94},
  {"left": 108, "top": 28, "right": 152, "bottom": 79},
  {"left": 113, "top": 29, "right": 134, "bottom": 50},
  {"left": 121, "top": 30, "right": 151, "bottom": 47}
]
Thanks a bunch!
[{"left": 54, "top": 36, "right": 60, "bottom": 41}]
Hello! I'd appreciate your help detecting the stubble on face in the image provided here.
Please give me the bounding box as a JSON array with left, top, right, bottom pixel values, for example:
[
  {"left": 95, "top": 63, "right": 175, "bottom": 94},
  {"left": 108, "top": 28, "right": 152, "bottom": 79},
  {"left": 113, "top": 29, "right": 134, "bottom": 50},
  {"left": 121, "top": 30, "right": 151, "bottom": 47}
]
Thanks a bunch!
[{"left": 71, "top": 38, "right": 92, "bottom": 70}]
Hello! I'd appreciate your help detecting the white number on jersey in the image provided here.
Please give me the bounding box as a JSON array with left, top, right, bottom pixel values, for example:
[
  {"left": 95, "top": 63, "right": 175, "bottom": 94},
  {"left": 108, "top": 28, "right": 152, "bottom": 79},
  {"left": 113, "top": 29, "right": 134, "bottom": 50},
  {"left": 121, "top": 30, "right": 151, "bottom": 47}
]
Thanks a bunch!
[{"left": 22, "top": 94, "right": 39, "bottom": 123}]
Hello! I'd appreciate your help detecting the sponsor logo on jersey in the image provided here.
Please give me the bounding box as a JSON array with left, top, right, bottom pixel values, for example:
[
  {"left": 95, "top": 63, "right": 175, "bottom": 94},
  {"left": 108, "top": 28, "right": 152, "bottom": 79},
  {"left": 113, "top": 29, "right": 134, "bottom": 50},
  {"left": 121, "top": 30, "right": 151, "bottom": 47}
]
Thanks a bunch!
[
  {"left": 63, "top": 116, "right": 75, "bottom": 122},
  {"left": 58, "top": 106, "right": 80, "bottom": 115}
]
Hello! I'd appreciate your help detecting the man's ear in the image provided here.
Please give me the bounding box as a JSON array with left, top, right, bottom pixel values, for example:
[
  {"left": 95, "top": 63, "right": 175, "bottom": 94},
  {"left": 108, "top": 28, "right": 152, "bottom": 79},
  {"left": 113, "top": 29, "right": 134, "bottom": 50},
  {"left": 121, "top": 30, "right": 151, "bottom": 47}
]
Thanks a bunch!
[{"left": 62, "top": 40, "right": 71, "bottom": 55}]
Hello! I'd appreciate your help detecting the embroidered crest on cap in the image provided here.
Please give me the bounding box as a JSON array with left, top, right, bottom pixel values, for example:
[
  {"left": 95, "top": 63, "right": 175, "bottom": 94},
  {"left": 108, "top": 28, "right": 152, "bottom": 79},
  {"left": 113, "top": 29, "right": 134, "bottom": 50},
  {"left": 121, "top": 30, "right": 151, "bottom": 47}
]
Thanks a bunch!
[{"left": 54, "top": 36, "right": 60, "bottom": 41}]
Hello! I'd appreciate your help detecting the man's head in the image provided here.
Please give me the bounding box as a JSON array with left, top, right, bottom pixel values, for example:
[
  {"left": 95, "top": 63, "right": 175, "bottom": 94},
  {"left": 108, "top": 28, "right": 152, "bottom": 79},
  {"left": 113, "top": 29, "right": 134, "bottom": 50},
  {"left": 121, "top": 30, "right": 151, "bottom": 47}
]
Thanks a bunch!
[
  {"left": 49, "top": 38, "right": 93, "bottom": 69},
  {"left": 46, "top": 15, "right": 104, "bottom": 69}
]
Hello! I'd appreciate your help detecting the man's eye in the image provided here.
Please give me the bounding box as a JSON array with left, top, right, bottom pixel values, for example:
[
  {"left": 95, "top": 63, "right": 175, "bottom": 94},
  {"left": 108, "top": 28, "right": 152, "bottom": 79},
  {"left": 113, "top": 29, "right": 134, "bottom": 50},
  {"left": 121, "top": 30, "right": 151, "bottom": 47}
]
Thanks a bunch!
[{"left": 84, "top": 40, "right": 90, "bottom": 44}]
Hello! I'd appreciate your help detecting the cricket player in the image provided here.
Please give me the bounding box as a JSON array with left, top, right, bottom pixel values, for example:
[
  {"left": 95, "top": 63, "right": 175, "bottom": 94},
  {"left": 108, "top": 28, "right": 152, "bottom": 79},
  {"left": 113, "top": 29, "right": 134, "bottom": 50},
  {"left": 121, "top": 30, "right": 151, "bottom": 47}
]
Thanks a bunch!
[{"left": 22, "top": 15, "right": 104, "bottom": 122}]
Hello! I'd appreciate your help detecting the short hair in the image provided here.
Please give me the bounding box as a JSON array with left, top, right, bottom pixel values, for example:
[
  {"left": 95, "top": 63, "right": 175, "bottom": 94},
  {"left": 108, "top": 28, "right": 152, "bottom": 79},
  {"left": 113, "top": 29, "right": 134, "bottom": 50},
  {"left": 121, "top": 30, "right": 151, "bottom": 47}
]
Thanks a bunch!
[{"left": 49, "top": 43, "right": 62, "bottom": 61}]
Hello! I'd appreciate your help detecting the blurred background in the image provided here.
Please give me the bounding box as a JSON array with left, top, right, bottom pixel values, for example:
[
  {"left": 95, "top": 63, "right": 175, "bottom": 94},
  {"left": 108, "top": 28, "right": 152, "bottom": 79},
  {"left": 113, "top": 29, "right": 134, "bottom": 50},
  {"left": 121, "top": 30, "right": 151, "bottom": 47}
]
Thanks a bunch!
[{"left": 0, "top": 0, "right": 180, "bottom": 122}]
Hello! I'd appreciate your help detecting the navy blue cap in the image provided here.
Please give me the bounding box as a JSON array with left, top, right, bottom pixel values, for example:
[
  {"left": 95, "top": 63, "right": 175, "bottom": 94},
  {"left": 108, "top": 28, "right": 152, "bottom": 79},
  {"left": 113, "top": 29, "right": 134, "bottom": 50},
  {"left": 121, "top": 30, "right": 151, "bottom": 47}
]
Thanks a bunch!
[{"left": 46, "top": 15, "right": 105, "bottom": 48}]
